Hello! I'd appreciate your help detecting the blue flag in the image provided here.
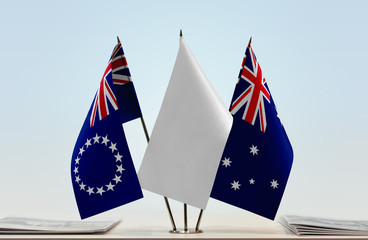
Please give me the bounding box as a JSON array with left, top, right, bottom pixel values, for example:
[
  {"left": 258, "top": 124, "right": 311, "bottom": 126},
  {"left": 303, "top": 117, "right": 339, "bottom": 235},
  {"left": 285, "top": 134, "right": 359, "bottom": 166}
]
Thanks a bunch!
[
  {"left": 71, "top": 42, "right": 143, "bottom": 219},
  {"left": 210, "top": 44, "right": 293, "bottom": 220}
]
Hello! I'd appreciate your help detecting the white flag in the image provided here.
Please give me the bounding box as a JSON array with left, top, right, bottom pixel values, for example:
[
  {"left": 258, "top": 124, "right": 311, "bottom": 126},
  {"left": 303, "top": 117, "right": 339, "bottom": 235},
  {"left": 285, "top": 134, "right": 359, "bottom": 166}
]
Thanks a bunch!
[{"left": 138, "top": 37, "right": 232, "bottom": 209}]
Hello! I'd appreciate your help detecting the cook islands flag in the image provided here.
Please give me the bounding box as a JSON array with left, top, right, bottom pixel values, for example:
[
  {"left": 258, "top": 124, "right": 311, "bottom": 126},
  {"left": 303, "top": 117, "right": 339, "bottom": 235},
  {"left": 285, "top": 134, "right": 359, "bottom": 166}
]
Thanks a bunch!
[
  {"left": 71, "top": 41, "right": 143, "bottom": 219},
  {"left": 211, "top": 42, "right": 293, "bottom": 220}
]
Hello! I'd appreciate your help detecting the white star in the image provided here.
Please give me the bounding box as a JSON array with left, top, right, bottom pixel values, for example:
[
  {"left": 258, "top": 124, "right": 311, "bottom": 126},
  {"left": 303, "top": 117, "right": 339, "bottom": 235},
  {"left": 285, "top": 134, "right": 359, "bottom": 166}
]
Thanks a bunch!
[
  {"left": 114, "top": 152, "right": 123, "bottom": 162},
  {"left": 101, "top": 135, "right": 110, "bottom": 146},
  {"left": 87, "top": 187, "right": 94, "bottom": 195},
  {"left": 75, "top": 175, "right": 81, "bottom": 183},
  {"left": 222, "top": 157, "right": 232, "bottom": 168},
  {"left": 270, "top": 179, "right": 279, "bottom": 189},
  {"left": 79, "top": 147, "right": 85, "bottom": 155},
  {"left": 93, "top": 133, "right": 100, "bottom": 144},
  {"left": 73, "top": 166, "right": 79, "bottom": 174},
  {"left": 106, "top": 182, "right": 115, "bottom": 191},
  {"left": 109, "top": 142, "right": 117, "bottom": 153},
  {"left": 113, "top": 174, "right": 122, "bottom": 184},
  {"left": 96, "top": 186, "right": 105, "bottom": 196},
  {"left": 250, "top": 145, "right": 259, "bottom": 156},
  {"left": 116, "top": 165, "right": 125, "bottom": 174},
  {"left": 249, "top": 178, "right": 255, "bottom": 184},
  {"left": 79, "top": 182, "right": 86, "bottom": 190},
  {"left": 75, "top": 157, "right": 80, "bottom": 164},
  {"left": 231, "top": 180, "right": 241, "bottom": 191},
  {"left": 85, "top": 138, "right": 92, "bottom": 148}
]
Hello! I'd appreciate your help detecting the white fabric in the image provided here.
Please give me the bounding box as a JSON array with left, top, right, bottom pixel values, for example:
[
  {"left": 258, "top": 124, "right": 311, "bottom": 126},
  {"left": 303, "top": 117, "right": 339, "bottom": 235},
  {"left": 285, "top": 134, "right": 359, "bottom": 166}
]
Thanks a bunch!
[{"left": 138, "top": 37, "right": 232, "bottom": 209}]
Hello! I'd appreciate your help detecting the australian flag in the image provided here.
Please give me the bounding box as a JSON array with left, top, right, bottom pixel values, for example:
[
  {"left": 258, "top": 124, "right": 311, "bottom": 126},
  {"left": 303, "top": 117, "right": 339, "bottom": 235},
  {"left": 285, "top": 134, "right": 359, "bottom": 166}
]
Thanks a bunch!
[
  {"left": 210, "top": 43, "right": 293, "bottom": 220},
  {"left": 71, "top": 41, "right": 143, "bottom": 219}
]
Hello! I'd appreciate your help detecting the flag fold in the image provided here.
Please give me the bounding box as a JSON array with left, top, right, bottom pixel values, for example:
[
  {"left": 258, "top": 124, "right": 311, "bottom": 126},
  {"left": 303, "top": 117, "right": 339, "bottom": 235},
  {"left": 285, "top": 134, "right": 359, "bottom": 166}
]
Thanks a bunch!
[{"left": 138, "top": 37, "right": 232, "bottom": 209}]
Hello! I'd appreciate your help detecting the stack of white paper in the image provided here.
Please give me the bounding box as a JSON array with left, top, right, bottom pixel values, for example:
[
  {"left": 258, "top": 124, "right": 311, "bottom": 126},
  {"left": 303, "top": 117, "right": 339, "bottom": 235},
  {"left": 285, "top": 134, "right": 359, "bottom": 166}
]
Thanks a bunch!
[
  {"left": 280, "top": 215, "right": 368, "bottom": 236},
  {"left": 0, "top": 216, "right": 119, "bottom": 234}
]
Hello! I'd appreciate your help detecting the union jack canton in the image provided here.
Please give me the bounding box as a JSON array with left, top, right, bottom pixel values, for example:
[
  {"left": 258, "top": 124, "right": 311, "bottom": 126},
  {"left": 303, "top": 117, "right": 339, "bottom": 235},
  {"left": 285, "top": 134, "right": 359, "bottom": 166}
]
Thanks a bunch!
[
  {"left": 230, "top": 46, "right": 270, "bottom": 133},
  {"left": 90, "top": 43, "right": 135, "bottom": 127}
]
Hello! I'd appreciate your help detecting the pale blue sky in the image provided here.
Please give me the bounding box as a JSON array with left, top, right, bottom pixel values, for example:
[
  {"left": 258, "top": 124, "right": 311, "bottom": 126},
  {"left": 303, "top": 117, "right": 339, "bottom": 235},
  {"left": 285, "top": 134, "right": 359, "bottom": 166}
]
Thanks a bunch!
[{"left": 0, "top": 0, "right": 367, "bottom": 221}]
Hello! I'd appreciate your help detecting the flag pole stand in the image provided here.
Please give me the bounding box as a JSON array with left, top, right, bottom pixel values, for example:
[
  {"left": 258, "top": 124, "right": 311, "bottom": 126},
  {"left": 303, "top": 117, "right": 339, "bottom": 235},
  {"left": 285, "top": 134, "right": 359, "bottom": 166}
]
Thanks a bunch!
[{"left": 168, "top": 203, "right": 203, "bottom": 234}]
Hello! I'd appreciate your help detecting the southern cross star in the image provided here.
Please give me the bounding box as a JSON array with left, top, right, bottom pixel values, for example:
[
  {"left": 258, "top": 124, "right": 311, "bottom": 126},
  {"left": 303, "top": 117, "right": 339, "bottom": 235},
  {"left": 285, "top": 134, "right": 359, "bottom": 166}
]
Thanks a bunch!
[
  {"left": 231, "top": 180, "right": 241, "bottom": 190},
  {"left": 270, "top": 179, "right": 279, "bottom": 189},
  {"left": 222, "top": 157, "right": 232, "bottom": 167},
  {"left": 249, "top": 144, "right": 259, "bottom": 156}
]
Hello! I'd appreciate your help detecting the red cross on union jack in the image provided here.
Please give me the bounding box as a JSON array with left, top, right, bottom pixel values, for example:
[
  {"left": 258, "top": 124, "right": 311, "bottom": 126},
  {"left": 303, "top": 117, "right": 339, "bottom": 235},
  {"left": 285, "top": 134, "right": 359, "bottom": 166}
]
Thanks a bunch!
[
  {"left": 89, "top": 42, "right": 134, "bottom": 128},
  {"left": 90, "top": 62, "right": 118, "bottom": 127},
  {"left": 230, "top": 46, "right": 271, "bottom": 132}
]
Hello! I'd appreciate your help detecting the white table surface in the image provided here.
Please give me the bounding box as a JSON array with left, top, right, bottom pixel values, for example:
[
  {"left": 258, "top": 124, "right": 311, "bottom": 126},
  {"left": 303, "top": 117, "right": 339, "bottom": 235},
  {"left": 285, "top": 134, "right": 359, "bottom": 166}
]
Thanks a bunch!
[{"left": 0, "top": 213, "right": 367, "bottom": 240}]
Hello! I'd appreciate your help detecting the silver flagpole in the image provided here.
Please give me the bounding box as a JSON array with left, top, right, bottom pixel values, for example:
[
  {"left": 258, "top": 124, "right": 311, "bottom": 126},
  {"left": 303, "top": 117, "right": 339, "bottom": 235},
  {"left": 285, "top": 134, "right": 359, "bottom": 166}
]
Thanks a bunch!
[
  {"left": 184, "top": 203, "right": 188, "bottom": 232},
  {"left": 195, "top": 209, "right": 203, "bottom": 231},
  {"left": 178, "top": 30, "right": 203, "bottom": 234}
]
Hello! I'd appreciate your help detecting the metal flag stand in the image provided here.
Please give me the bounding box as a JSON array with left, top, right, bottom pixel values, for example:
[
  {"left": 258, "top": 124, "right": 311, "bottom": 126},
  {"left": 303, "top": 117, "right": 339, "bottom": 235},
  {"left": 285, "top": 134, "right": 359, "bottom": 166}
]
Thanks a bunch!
[{"left": 169, "top": 204, "right": 203, "bottom": 234}]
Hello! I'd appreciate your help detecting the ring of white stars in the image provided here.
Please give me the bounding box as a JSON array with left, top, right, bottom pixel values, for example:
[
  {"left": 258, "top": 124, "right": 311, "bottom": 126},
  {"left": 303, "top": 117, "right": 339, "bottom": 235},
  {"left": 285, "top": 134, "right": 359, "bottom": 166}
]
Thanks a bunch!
[{"left": 73, "top": 133, "right": 125, "bottom": 197}]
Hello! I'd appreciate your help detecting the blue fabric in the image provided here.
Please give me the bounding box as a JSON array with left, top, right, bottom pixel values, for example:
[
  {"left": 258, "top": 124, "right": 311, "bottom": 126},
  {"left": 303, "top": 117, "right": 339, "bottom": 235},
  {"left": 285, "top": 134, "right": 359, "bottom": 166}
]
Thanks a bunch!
[
  {"left": 71, "top": 43, "right": 143, "bottom": 219},
  {"left": 211, "top": 46, "right": 293, "bottom": 220}
]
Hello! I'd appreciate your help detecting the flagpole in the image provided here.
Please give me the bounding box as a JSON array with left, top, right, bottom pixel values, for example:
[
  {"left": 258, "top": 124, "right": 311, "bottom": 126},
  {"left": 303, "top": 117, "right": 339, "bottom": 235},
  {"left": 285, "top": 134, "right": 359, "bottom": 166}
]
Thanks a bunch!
[
  {"left": 180, "top": 29, "right": 190, "bottom": 233},
  {"left": 116, "top": 36, "right": 177, "bottom": 232},
  {"left": 179, "top": 29, "right": 204, "bottom": 234},
  {"left": 195, "top": 209, "right": 203, "bottom": 231},
  {"left": 184, "top": 203, "right": 188, "bottom": 232}
]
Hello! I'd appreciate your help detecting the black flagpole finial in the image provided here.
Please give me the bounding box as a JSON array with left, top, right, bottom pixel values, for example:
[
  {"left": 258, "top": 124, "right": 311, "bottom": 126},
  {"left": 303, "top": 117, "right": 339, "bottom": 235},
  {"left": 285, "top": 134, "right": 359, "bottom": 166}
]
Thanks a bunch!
[
  {"left": 117, "top": 36, "right": 121, "bottom": 44},
  {"left": 248, "top": 36, "right": 252, "bottom": 47},
  {"left": 180, "top": 29, "right": 183, "bottom": 37}
]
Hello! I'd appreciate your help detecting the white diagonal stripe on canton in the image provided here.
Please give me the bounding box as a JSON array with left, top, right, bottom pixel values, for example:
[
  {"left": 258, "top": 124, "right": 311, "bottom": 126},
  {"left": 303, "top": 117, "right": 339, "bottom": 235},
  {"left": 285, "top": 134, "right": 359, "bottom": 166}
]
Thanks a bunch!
[{"left": 112, "top": 74, "right": 131, "bottom": 83}]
